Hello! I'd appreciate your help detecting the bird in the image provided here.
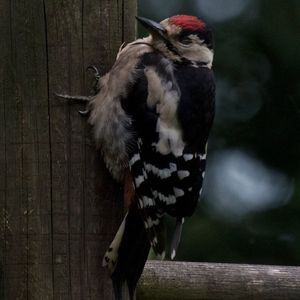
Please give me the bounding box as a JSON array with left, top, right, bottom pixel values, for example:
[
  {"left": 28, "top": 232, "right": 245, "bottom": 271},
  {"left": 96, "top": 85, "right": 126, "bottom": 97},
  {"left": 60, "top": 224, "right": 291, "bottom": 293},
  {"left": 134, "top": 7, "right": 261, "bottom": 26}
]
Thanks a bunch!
[{"left": 57, "top": 14, "right": 215, "bottom": 300}]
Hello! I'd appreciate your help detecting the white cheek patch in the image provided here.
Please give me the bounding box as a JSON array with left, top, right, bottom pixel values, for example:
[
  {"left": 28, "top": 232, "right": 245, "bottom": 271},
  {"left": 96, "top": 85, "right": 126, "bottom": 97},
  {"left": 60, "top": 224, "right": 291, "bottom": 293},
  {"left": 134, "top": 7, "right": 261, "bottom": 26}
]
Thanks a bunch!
[{"left": 181, "top": 35, "right": 214, "bottom": 68}]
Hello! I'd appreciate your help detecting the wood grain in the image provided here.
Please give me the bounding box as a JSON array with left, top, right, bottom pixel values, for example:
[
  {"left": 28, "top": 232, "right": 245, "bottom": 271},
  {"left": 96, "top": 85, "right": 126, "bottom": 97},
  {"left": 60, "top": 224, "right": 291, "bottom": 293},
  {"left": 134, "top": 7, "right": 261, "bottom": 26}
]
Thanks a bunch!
[
  {"left": 138, "top": 261, "right": 300, "bottom": 300},
  {"left": 0, "top": 0, "right": 136, "bottom": 298}
]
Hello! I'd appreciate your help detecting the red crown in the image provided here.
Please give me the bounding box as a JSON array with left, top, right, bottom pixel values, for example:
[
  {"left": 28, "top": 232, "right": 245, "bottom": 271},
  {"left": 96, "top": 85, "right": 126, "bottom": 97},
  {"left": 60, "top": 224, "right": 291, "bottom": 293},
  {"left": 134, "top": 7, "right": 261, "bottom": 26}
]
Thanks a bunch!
[{"left": 169, "top": 15, "right": 205, "bottom": 30}]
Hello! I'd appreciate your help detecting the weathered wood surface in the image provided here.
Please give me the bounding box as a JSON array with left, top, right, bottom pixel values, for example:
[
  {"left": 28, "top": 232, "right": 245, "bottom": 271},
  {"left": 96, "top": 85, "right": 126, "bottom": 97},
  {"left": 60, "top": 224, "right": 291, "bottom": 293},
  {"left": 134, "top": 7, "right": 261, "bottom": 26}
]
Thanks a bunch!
[
  {"left": 137, "top": 261, "right": 300, "bottom": 300},
  {"left": 0, "top": 0, "right": 136, "bottom": 299}
]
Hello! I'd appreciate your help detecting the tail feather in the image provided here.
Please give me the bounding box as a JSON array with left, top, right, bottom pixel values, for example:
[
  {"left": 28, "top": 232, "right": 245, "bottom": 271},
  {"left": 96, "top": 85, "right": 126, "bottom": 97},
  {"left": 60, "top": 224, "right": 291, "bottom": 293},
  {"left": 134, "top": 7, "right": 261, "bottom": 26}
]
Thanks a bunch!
[
  {"left": 138, "top": 206, "right": 166, "bottom": 259},
  {"left": 109, "top": 203, "right": 150, "bottom": 300},
  {"left": 102, "top": 213, "right": 127, "bottom": 272},
  {"left": 170, "top": 218, "right": 184, "bottom": 260}
]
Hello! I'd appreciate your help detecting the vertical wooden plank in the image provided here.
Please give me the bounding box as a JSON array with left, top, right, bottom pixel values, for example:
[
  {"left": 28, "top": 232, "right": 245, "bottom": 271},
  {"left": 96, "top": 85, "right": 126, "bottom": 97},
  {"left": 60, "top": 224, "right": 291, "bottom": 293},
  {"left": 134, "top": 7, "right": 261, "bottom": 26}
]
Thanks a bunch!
[
  {"left": 123, "top": 0, "right": 138, "bottom": 43},
  {"left": 0, "top": 0, "right": 54, "bottom": 298},
  {"left": 81, "top": 1, "right": 137, "bottom": 299},
  {"left": 44, "top": 0, "right": 89, "bottom": 297},
  {"left": 0, "top": 0, "right": 9, "bottom": 297},
  {"left": 82, "top": 1, "right": 121, "bottom": 298},
  {"left": 1, "top": 0, "right": 29, "bottom": 297},
  {"left": 1, "top": 0, "right": 136, "bottom": 298}
]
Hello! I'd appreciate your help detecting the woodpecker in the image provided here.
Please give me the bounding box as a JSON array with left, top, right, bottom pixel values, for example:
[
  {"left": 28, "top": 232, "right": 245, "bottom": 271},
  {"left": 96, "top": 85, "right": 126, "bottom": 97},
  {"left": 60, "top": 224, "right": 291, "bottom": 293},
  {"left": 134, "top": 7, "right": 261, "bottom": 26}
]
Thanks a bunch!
[{"left": 57, "top": 14, "right": 215, "bottom": 300}]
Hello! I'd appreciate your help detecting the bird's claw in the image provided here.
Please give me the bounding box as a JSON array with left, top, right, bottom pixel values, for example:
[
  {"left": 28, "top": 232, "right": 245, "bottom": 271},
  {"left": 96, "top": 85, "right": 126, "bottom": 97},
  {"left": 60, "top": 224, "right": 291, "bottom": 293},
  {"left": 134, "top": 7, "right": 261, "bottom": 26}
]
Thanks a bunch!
[
  {"left": 86, "top": 65, "right": 101, "bottom": 94},
  {"left": 78, "top": 109, "right": 90, "bottom": 116},
  {"left": 86, "top": 65, "right": 100, "bottom": 81}
]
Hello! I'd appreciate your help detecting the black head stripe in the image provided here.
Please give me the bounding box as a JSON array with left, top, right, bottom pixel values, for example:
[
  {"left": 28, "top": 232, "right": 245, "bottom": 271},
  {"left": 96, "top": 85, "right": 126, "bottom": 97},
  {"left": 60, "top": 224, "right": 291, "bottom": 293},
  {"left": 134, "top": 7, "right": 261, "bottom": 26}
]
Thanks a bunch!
[
  {"left": 179, "top": 28, "right": 214, "bottom": 50},
  {"left": 163, "top": 39, "right": 181, "bottom": 56}
]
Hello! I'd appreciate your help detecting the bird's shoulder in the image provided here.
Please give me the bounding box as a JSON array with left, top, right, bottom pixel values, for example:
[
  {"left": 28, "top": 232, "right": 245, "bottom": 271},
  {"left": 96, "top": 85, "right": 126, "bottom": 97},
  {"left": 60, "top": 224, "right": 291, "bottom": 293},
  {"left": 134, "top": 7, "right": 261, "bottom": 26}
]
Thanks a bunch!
[{"left": 111, "top": 37, "right": 155, "bottom": 73}]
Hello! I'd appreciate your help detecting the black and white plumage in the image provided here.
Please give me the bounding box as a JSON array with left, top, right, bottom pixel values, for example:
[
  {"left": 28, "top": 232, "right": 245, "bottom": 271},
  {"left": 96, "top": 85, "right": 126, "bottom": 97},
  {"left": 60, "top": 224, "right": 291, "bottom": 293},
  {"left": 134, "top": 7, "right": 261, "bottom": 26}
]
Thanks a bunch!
[{"left": 88, "top": 15, "right": 215, "bottom": 300}]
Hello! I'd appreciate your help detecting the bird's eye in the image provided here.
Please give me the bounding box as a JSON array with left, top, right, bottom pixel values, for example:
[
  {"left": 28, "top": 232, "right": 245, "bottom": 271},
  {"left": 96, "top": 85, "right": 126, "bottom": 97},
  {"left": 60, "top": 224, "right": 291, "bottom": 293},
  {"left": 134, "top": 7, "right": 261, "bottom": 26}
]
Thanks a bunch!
[{"left": 179, "top": 37, "right": 192, "bottom": 45}]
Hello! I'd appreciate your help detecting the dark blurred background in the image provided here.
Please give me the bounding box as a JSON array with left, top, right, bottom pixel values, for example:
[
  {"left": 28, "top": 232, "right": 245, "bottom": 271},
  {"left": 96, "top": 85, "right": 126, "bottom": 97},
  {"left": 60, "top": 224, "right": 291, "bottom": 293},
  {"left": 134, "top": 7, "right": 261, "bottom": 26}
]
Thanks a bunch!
[{"left": 138, "top": 0, "right": 300, "bottom": 265}]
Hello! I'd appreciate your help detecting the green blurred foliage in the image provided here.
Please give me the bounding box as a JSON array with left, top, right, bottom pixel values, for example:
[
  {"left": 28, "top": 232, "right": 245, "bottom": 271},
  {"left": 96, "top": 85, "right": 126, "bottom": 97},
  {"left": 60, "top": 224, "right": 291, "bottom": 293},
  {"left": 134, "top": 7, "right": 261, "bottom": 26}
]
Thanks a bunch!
[{"left": 139, "top": 0, "right": 300, "bottom": 265}]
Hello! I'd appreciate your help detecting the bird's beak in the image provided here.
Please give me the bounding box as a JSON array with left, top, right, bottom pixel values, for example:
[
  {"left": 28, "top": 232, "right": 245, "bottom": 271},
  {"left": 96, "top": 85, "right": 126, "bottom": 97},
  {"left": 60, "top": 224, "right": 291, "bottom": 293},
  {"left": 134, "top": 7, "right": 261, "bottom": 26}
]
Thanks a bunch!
[{"left": 136, "top": 16, "right": 166, "bottom": 36}]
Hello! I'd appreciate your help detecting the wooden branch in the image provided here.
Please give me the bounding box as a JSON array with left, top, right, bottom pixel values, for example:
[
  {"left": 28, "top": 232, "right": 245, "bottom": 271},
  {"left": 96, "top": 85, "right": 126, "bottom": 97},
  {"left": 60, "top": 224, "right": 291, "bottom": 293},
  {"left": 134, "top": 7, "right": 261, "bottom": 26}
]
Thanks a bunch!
[{"left": 137, "top": 261, "right": 300, "bottom": 300}]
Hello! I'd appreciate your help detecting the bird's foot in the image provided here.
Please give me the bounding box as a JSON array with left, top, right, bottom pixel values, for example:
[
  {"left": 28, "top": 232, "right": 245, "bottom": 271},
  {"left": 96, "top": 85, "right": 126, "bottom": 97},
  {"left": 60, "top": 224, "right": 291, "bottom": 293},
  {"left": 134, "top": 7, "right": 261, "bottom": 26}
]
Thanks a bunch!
[
  {"left": 54, "top": 93, "right": 91, "bottom": 116},
  {"left": 55, "top": 64, "right": 101, "bottom": 115},
  {"left": 86, "top": 65, "right": 101, "bottom": 94},
  {"left": 86, "top": 65, "right": 100, "bottom": 81}
]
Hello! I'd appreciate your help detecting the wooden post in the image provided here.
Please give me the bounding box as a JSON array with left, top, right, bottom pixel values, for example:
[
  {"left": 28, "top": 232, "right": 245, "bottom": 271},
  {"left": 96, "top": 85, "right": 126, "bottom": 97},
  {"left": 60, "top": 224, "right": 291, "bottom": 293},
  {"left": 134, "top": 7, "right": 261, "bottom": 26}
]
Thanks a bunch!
[
  {"left": 0, "top": 0, "right": 136, "bottom": 298},
  {"left": 138, "top": 261, "right": 300, "bottom": 300}
]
